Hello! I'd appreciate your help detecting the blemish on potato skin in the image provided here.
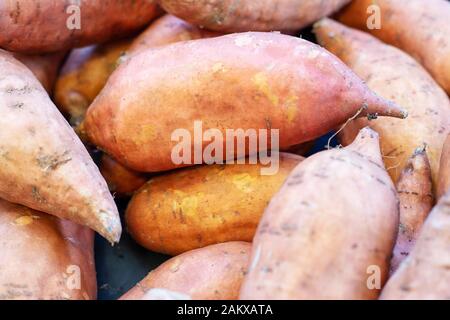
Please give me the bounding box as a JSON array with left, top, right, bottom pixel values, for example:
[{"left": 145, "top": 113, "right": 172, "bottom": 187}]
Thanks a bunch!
[{"left": 252, "top": 72, "right": 279, "bottom": 107}]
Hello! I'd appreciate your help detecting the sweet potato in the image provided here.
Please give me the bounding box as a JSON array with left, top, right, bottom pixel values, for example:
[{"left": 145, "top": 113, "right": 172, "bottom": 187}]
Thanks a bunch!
[
  {"left": 100, "top": 153, "right": 148, "bottom": 197},
  {"left": 380, "top": 191, "right": 450, "bottom": 299},
  {"left": 128, "top": 14, "right": 221, "bottom": 55},
  {"left": 437, "top": 135, "right": 450, "bottom": 200},
  {"left": 85, "top": 32, "right": 406, "bottom": 173},
  {"left": 14, "top": 52, "right": 66, "bottom": 93},
  {"left": 120, "top": 241, "right": 251, "bottom": 300},
  {"left": 54, "top": 40, "right": 131, "bottom": 126},
  {"left": 0, "top": 0, "right": 160, "bottom": 53},
  {"left": 157, "top": 0, "right": 351, "bottom": 32},
  {"left": 314, "top": 19, "right": 450, "bottom": 188},
  {"left": 0, "top": 199, "right": 96, "bottom": 300},
  {"left": 0, "top": 50, "right": 121, "bottom": 243},
  {"left": 126, "top": 153, "right": 303, "bottom": 255},
  {"left": 239, "top": 128, "right": 399, "bottom": 300},
  {"left": 390, "top": 148, "right": 433, "bottom": 274},
  {"left": 337, "top": 0, "right": 450, "bottom": 95}
]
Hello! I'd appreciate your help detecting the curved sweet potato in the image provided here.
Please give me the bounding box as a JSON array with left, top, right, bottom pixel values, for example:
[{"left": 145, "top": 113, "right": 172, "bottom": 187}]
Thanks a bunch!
[
  {"left": 126, "top": 153, "right": 302, "bottom": 255},
  {"left": 54, "top": 40, "right": 131, "bottom": 126},
  {"left": 390, "top": 148, "right": 433, "bottom": 274},
  {"left": 314, "top": 19, "right": 450, "bottom": 188},
  {"left": 128, "top": 14, "right": 221, "bottom": 55},
  {"left": 0, "top": 199, "right": 96, "bottom": 300},
  {"left": 120, "top": 241, "right": 251, "bottom": 300},
  {"left": 381, "top": 192, "right": 450, "bottom": 299},
  {"left": 0, "top": 0, "right": 159, "bottom": 53},
  {"left": 437, "top": 135, "right": 450, "bottom": 200},
  {"left": 14, "top": 51, "right": 66, "bottom": 93},
  {"left": 157, "top": 0, "right": 351, "bottom": 32},
  {"left": 100, "top": 153, "right": 148, "bottom": 197},
  {"left": 0, "top": 50, "right": 121, "bottom": 243},
  {"left": 239, "top": 128, "right": 399, "bottom": 300},
  {"left": 85, "top": 32, "right": 406, "bottom": 173},
  {"left": 337, "top": 0, "right": 450, "bottom": 95}
]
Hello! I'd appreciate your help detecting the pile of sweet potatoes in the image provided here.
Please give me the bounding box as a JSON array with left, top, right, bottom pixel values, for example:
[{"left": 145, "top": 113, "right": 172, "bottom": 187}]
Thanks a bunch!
[{"left": 0, "top": 0, "right": 448, "bottom": 300}]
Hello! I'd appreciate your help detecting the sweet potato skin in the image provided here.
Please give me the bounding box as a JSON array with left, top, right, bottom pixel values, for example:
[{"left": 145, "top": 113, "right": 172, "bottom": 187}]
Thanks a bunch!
[
  {"left": 54, "top": 40, "right": 131, "bottom": 126},
  {"left": 85, "top": 32, "right": 405, "bottom": 172},
  {"left": 390, "top": 149, "right": 433, "bottom": 274},
  {"left": 381, "top": 192, "right": 450, "bottom": 299},
  {"left": 337, "top": 0, "right": 450, "bottom": 95},
  {"left": 120, "top": 241, "right": 251, "bottom": 300},
  {"left": 437, "top": 135, "right": 450, "bottom": 200},
  {"left": 314, "top": 19, "right": 450, "bottom": 188},
  {"left": 14, "top": 51, "right": 66, "bottom": 93},
  {"left": 128, "top": 14, "right": 221, "bottom": 55},
  {"left": 0, "top": 50, "right": 121, "bottom": 243},
  {"left": 126, "top": 153, "right": 302, "bottom": 255},
  {"left": 100, "top": 153, "right": 148, "bottom": 197},
  {"left": 0, "top": 199, "right": 96, "bottom": 300},
  {"left": 239, "top": 128, "right": 399, "bottom": 300},
  {"left": 158, "top": 0, "right": 351, "bottom": 32},
  {"left": 0, "top": 0, "right": 159, "bottom": 53}
]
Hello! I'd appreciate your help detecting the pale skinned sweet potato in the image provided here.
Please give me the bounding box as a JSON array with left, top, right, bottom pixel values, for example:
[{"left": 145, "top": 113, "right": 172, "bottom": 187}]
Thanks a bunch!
[
  {"left": 125, "top": 153, "right": 303, "bottom": 255},
  {"left": 120, "top": 241, "right": 251, "bottom": 300},
  {"left": 157, "top": 0, "right": 351, "bottom": 32},
  {"left": 0, "top": 50, "right": 121, "bottom": 243},
  {"left": 85, "top": 32, "right": 407, "bottom": 173},
  {"left": 437, "top": 135, "right": 450, "bottom": 200},
  {"left": 14, "top": 51, "right": 66, "bottom": 93},
  {"left": 390, "top": 148, "right": 433, "bottom": 274},
  {"left": 239, "top": 128, "right": 399, "bottom": 300},
  {"left": 0, "top": 0, "right": 160, "bottom": 53},
  {"left": 380, "top": 191, "right": 450, "bottom": 299},
  {"left": 314, "top": 19, "right": 450, "bottom": 188},
  {"left": 100, "top": 153, "right": 148, "bottom": 197},
  {"left": 54, "top": 40, "right": 131, "bottom": 126},
  {"left": 337, "top": 0, "right": 450, "bottom": 95},
  {"left": 0, "top": 199, "right": 96, "bottom": 300}
]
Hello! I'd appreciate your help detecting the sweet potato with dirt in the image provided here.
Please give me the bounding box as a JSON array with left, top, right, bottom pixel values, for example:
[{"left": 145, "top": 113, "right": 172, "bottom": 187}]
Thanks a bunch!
[
  {"left": 0, "top": 0, "right": 160, "bottom": 53},
  {"left": 239, "top": 128, "right": 399, "bottom": 300},
  {"left": 314, "top": 19, "right": 450, "bottom": 188},
  {"left": 54, "top": 40, "right": 131, "bottom": 126},
  {"left": 0, "top": 50, "right": 121, "bottom": 243},
  {"left": 0, "top": 199, "right": 96, "bottom": 300},
  {"left": 14, "top": 52, "right": 66, "bottom": 93},
  {"left": 128, "top": 14, "right": 221, "bottom": 55},
  {"left": 157, "top": 0, "right": 351, "bottom": 32},
  {"left": 120, "top": 241, "right": 251, "bottom": 300},
  {"left": 100, "top": 153, "right": 148, "bottom": 197},
  {"left": 390, "top": 148, "right": 433, "bottom": 274},
  {"left": 438, "top": 134, "right": 450, "bottom": 200},
  {"left": 126, "top": 153, "right": 302, "bottom": 255},
  {"left": 381, "top": 191, "right": 450, "bottom": 299},
  {"left": 85, "top": 32, "right": 406, "bottom": 173},
  {"left": 337, "top": 0, "right": 450, "bottom": 95}
]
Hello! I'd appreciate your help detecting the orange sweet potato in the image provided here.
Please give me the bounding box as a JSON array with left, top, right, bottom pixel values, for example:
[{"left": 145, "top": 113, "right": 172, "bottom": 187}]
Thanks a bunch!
[
  {"left": 157, "top": 0, "right": 351, "bottom": 32},
  {"left": 240, "top": 128, "right": 399, "bottom": 299},
  {"left": 337, "top": 0, "right": 450, "bottom": 95},
  {"left": 381, "top": 191, "right": 450, "bottom": 299},
  {"left": 85, "top": 32, "right": 406, "bottom": 173},
  {"left": 0, "top": 199, "right": 96, "bottom": 300},
  {"left": 120, "top": 241, "right": 251, "bottom": 300},
  {"left": 0, "top": 49, "right": 121, "bottom": 243},
  {"left": 100, "top": 153, "right": 148, "bottom": 197},
  {"left": 0, "top": 0, "right": 160, "bottom": 53},
  {"left": 437, "top": 135, "right": 450, "bottom": 200},
  {"left": 125, "top": 153, "right": 302, "bottom": 255},
  {"left": 314, "top": 19, "right": 450, "bottom": 188},
  {"left": 390, "top": 148, "right": 433, "bottom": 274}
]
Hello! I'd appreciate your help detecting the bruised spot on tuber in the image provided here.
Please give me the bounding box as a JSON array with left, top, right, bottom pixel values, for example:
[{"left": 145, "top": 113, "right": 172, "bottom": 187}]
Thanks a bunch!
[{"left": 252, "top": 72, "right": 279, "bottom": 107}]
